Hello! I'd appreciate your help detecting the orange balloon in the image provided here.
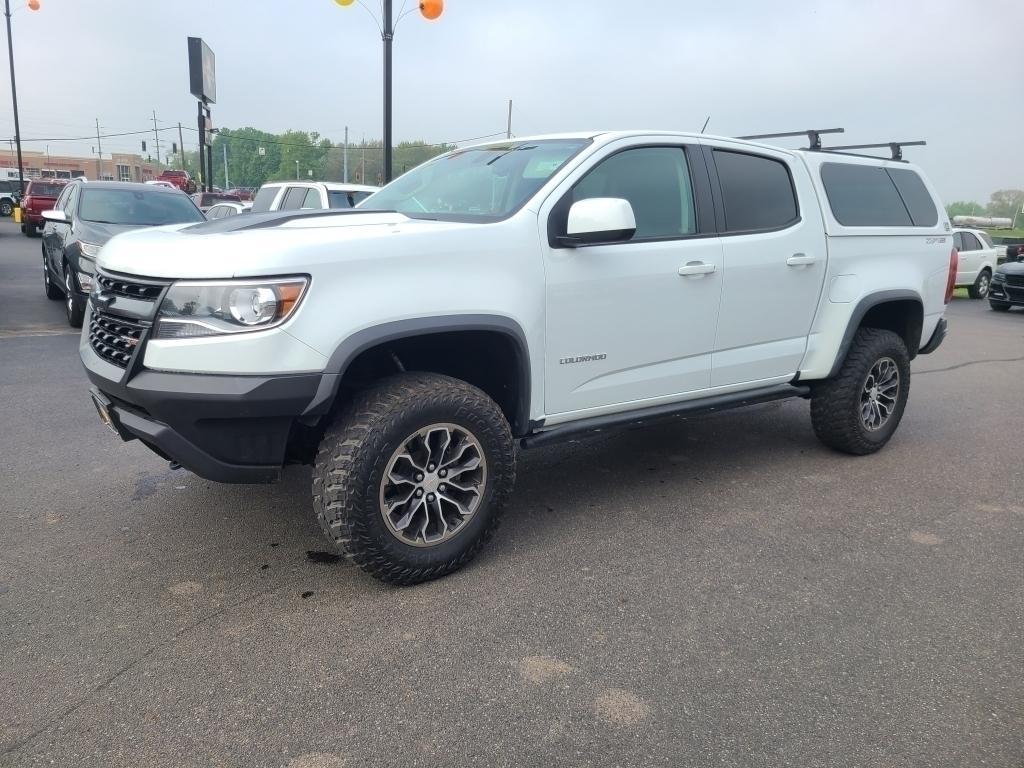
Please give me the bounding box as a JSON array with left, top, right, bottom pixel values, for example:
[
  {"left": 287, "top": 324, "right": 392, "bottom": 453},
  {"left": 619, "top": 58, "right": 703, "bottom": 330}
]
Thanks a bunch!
[
  {"left": 419, "top": 0, "right": 443, "bottom": 20},
  {"left": 27, "top": 0, "right": 41, "bottom": 10}
]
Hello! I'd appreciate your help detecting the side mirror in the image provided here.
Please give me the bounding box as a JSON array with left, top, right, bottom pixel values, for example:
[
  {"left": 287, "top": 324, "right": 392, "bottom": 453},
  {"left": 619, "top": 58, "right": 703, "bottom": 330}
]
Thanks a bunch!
[
  {"left": 560, "top": 197, "right": 636, "bottom": 247},
  {"left": 41, "top": 209, "right": 69, "bottom": 225}
]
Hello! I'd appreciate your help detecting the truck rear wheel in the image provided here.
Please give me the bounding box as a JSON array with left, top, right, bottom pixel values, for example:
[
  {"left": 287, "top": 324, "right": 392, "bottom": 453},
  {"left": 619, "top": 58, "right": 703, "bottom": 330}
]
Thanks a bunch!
[
  {"left": 810, "top": 328, "right": 910, "bottom": 456},
  {"left": 311, "top": 373, "right": 516, "bottom": 585}
]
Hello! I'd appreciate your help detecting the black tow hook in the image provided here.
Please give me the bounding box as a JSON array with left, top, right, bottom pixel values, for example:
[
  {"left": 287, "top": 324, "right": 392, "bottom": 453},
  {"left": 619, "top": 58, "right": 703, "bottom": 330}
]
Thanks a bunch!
[{"left": 169, "top": 461, "right": 182, "bottom": 471}]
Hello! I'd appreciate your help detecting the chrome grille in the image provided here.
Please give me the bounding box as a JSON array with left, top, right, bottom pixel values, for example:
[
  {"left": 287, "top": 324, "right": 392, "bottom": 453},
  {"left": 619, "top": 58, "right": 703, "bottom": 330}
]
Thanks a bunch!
[
  {"left": 95, "top": 273, "right": 165, "bottom": 301},
  {"left": 88, "top": 311, "right": 145, "bottom": 368}
]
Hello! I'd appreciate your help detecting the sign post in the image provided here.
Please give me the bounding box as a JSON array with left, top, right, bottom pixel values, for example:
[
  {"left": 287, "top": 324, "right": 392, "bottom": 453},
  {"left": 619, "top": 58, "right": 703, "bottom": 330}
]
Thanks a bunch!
[{"left": 187, "top": 37, "right": 216, "bottom": 192}]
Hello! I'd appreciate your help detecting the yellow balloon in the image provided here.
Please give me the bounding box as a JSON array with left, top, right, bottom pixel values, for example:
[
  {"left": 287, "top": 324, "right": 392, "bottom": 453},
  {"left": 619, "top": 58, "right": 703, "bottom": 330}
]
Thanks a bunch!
[{"left": 334, "top": 0, "right": 355, "bottom": 6}]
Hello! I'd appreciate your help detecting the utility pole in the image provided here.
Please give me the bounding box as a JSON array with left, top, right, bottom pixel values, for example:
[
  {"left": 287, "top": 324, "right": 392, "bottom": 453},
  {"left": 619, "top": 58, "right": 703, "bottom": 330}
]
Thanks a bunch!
[
  {"left": 3, "top": 0, "right": 25, "bottom": 187},
  {"left": 506, "top": 99, "right": 512, "bottom": 139},
  {"left": 95, "top": 118, "right": 103, "bottom": 179},
  {"left": 382, "top": 0, "right": 393, "bottom": 183},
  {"left": 223, "top": 143, "right": 229, "bottom": 188},
  {"left": 295, "top": 159, "right": 299, "bottom": 180},
  {"left": 178, "top": 122, "right": 185, "bottom": 170},
  {"left": 151, "top": 110, "right": 161, "bottom": 166},
  {"left": 343, "top": 126, "right": 348, "bottom": 183},
  {"left": 360, "top": 135, "right": 366, "bottom": 184}
]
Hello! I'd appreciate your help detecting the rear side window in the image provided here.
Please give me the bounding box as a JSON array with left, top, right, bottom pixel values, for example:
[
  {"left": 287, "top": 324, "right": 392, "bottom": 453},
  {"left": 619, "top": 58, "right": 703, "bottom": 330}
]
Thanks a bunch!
[
  {"left": 821, "top": 163, "right": 938, "bottom": 227},
  {"left": 27, "top": 182, "right": 65, "bottom": 197},
  {"left": 960, "top": 232, "right": 981, "bottom": 251},
  {"left": 713, "top": 150, "right": 798, "bottom": 232},
  {"left": 301, "top": 188, "right": 323, "bottom": 209},
  {"left": 887, "top": 168, "right": 938, "bottom": 226},
  {"left": 251, "top": 186, "right": 279, "bottom": 213}
]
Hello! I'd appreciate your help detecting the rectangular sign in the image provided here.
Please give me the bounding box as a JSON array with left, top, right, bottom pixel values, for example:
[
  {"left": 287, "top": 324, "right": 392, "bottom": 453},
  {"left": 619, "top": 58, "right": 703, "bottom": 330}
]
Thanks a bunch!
[{"left": 187, "top": 37, "right": 216, "bottom": 104}]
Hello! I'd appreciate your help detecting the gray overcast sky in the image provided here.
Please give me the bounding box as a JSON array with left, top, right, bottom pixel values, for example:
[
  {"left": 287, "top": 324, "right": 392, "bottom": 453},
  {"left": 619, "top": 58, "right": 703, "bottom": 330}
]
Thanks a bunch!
[{"left": 1, "top": 0, "right": 1020, "bottom": 202}]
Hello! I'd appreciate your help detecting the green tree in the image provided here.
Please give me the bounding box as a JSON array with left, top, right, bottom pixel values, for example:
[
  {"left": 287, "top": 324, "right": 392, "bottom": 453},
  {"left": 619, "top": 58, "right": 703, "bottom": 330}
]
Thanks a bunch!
[
  {"left": 945, "top": 201, "right": 985, "bottom": 218},
  {"left": 273, "top": 131, "right": 331, "bottom": 182},
  {"left": 986, "top": 189, "right": 1024, "bottom": 219},
  {"left": 211, "top": 127, "right": 282, "bottom": 189}
]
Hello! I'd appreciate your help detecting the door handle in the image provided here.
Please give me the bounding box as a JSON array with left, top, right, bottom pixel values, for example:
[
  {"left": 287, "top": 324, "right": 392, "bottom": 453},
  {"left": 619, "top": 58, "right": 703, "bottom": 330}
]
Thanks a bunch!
[
  {"left": 678, "top": 261, "right": 717, "bottom": 277},
  {"left": 786, "top": 253, "right": 817, "bottom": 267}
]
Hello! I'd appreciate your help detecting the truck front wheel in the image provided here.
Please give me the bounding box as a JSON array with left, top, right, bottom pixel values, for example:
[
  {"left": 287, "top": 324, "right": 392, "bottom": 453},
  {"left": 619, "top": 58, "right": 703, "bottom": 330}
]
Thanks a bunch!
[
  {"left": 810, "top": 328, "right": 911, "bottom": 456},
  {"left": 311, "top": 373, "right": 516, "bottom": 585}
]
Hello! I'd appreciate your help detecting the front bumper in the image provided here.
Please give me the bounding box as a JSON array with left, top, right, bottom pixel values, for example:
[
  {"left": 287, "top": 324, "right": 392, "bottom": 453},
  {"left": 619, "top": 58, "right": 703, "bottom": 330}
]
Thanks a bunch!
[
  {"left": 989, "top": 280, "right": 1024, "bottom": 306},
  {"left": 85, "top": 362, "right": 326, "bottom": 483}
]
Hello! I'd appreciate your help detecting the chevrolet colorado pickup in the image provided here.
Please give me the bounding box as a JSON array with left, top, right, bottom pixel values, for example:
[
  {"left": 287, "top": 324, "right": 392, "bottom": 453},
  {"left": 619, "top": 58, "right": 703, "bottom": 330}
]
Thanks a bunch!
[{"left": 80, "top": 131, "right": 953, "bottom": 584}]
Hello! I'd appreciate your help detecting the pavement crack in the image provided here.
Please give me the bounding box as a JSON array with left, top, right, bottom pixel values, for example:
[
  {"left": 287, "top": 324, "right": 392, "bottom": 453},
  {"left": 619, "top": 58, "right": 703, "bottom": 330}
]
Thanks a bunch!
[
  {"left": 1, "top": 578, "right": 299, "bottom": 758},
  {"left": 916, "top": 355, "right": 1024, "bottom": 375}
]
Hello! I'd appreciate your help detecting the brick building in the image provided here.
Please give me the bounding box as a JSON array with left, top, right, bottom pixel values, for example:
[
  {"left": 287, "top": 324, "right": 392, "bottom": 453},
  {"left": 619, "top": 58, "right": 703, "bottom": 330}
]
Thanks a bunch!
[{"left": 0, "top": 147, "right": 161, "bottom": 182}]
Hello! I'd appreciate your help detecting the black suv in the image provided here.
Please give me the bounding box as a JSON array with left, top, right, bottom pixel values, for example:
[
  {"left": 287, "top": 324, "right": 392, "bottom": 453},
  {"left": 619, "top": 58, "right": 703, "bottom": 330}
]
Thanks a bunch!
[
  {"left": 989, "top": 252, "right": 1024, "bottom": 312},
  {"left": 41, "top": 181, "right": 205, "bottom": 326}
]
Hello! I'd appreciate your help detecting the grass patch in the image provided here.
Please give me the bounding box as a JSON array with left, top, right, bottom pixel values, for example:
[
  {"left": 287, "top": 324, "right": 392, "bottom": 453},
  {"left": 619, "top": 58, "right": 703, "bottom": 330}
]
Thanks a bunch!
[{"left": 984, "top": 228, "right": 1024, "bottom": 241}]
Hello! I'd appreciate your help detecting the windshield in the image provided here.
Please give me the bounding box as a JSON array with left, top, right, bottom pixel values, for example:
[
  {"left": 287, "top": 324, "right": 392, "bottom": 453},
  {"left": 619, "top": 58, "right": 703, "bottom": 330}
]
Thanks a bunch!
[
  {"left": 359, "top": 138, "right": 590, "bottom": 221},
  {"left": 79, "top": 188, "right": 205, "bottom": 226},
  {"left": 27, "top": 182, "right": 65, "bottom": 198}
]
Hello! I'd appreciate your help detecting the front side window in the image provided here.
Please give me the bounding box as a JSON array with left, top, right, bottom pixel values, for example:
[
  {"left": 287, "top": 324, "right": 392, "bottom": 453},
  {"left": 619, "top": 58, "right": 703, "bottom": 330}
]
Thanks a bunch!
[
  {"left": 978, "top": 232, "right": 994, "bottom": 248},
  {"left": 328, "top": 190, "right": 374, "bottom": 209},
  {"left": 568, "top": 146, "right": 696, "bottom": 239},
  {"left": 79, "top": 188, "right": 205, "bottom": 226},
  {"left": 713, "top": 150, "right": 798, "bottom": 232},
  {"left": 360, "top": 138, "right": 590, "bottom": 222}
]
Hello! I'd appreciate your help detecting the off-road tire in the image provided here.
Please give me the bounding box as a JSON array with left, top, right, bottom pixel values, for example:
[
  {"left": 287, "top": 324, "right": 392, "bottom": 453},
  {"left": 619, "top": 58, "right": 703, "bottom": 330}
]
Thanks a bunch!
[
  {"left": 968, "top": 269, "right": 991, "bottom": 299},
  {"left": 312, "top": 373, "right": 516, "bottom": 585},
  {"left": 0, "top": 199, "right": 12, "bottom": 217},
  {"left": 810, "top": 328, "right": 911, "bottom": 456},
  {"left": 989, "top": 301, "right": 1010, "bottom": 312}
]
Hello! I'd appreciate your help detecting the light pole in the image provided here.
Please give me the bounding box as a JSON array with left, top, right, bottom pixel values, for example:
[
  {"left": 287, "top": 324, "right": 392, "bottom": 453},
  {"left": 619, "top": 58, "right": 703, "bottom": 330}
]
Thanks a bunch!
[
  {"left": 295, "top": 159, "right": 299, "bottom": 180},
  {"left": 332, "top": 0, "right": 443, "bottom": 183},
  {"left": 3, "top": 0, "right": 40, "bottom": 188}
]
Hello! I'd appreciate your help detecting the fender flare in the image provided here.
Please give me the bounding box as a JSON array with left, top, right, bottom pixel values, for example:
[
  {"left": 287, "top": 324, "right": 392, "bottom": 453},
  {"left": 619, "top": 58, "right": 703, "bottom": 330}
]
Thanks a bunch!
[
  {"left": 303, "top": 314, "right": 533, "bottom": 435},
  {"left": 826, "top": 290, "right": 923, "bottom": 378}
]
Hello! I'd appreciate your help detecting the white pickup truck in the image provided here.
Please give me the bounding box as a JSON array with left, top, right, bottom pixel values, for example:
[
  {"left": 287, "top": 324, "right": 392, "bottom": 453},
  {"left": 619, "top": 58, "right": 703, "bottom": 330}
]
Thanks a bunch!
[{"left": 80, "top": 130, "right": 953, "bottom": 584}]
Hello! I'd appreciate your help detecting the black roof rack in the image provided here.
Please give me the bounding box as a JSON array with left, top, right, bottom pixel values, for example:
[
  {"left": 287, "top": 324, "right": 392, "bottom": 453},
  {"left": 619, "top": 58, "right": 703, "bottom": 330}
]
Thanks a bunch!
[
  {"left": 736, "top": 128, "right": 844, "bottom": 150},
  {"left": 821, "top": 141, "right": 926, "bottom": 161}
]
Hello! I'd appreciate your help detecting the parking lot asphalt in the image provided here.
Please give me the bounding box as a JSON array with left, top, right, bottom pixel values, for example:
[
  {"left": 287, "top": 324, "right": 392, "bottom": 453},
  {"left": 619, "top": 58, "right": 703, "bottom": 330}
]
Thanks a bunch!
[{"left": 1, "top": 217, "right": 1022, "bottom": 767}]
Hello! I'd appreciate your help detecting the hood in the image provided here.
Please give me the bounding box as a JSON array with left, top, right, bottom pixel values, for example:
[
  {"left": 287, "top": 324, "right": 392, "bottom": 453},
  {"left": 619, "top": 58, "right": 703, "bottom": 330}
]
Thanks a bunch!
[
  {"left": 79, "top": 219, "right": 145, "bottom": 245},
  {"left": 95, "top": 209, "right": 475, "bottom": 279},
  {"left": 997, "top": 259, "right": 1024, "bottom": 276}
]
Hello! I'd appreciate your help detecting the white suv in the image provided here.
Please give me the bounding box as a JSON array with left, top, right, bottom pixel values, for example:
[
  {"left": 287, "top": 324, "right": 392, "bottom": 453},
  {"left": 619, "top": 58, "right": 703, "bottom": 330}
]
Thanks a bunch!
[
  {"left": 952, "top": 227, "right": 997, "bottom": 298},
  {"left": 80, "top": 130, "right": 953, "bottom": 584},
  {"left": 250, "top": 181, "right": 379, "bottom": 213}
]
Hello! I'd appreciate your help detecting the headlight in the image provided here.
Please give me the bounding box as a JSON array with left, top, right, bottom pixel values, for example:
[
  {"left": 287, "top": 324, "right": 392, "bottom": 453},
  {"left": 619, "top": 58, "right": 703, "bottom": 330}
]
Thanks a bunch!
[
  {"left": 992, "top": 271, "right": 1006, "bottom": 282},
  {"left": 79, "top": 241, "right": 102, "bottom": 258},
  {"left": 76, "top": 271, "right": 94, "bottom": 292},
  {"left": 155, "top": 277, "right": 309, "bottom": 339}
]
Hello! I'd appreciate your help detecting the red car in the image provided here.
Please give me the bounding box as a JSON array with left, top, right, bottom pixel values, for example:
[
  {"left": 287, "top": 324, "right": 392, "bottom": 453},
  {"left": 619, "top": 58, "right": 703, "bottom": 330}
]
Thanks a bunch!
[
  {"left": 157, "top": 169, "right": 197, "bottom": 194},
  {"left": 21, "top": 179, "right": 67, "bottom": 237}
]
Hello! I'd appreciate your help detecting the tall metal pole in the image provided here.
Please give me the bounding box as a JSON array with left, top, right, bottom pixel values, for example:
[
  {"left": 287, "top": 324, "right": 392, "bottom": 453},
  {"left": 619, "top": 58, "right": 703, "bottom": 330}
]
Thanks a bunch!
[
  {"left": 506, "top": 99, "right": 512, "bottom": 139},
  {"left": 343, "top": 125, "right": 348, "bottom": 183},
  {"left": 196, "top": 101, "right": 205, "bottom": 190},
  {"left": 95, "top": 118, "right": 103, "bottom": 179},
  {"left": 178, "top": 122, "right": 185, "bottom": 170},
  {"left": 382, "top": 0, "right": 393, "bottom": 183},
  {"left": 223, "top": 143, "right": 229, "bottom": 188},
  {"left": 3, "top": 0, "right": 25, "bottom": 188},
  {"left": 152, "top": 110, "right": 161, "bottom": 166}
]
